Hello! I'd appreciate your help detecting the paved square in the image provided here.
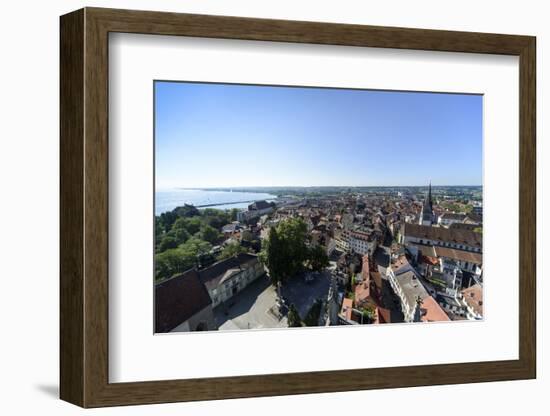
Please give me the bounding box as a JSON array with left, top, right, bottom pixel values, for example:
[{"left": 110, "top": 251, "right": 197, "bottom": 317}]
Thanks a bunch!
[
  {"left": 214, "top": 275, "right": 288, "bottom": 330},
  {"left": 281, "top": 271, "right": 331, "bottom": 318},
  {"left": 214, "top": 271, "right": 331, "bottom": 330}
]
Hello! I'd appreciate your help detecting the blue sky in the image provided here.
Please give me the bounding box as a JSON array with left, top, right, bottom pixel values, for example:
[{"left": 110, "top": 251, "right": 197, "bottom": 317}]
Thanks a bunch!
[{"left": 155, "top": 81, "right": 482, "bottom": 189}]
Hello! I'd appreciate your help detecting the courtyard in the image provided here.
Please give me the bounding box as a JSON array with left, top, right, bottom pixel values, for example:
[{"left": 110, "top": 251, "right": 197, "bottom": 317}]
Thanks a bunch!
[
  {"left": 213, "top": 270, "right": 332, "bottom": 330},
  {"left": 280, "top": 270, "right": 331, "bottom": 318},
  {"left": 214, "top": 275, "right": 288, "bottom": 330}
]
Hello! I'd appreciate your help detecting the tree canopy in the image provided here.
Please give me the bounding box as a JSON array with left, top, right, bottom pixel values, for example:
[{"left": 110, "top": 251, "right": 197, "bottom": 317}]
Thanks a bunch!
[
  {"left": 155, "top": 237, "right": 213, "bottom": 281},
  {"left": 287, "top": 304, "right": 302, "bottom": 327},
  {"left": 308, "top": 244, "right": 330, "bottom": 272},
  {"left": 260, "top": 217, "right": 329, "bottom": 284},
  {"left": 358, "top": 305, "right": 376, "bottom": 324},
  {"left": 303, "top": 299, "right": 323, "bottom": 326},
  {"left": 218, "top": 243, "right": 248, "bottom": 260},
  {"left": 199, "top": 224, "right": 222, "bottom": 244},
  {"left": 154, "top": 205, "right": 232, "bottom": 280}
]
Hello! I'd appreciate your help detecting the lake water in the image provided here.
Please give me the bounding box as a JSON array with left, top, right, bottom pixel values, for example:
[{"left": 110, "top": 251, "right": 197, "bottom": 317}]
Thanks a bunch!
[{"left": 155, "top": 189, "right": 277, "bottom": 216}]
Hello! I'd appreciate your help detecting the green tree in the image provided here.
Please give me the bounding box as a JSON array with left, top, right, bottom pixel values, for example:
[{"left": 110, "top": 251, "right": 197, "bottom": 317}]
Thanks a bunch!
[
  {"left": 358, "top": 306, "right": 376, "bottom": 324},
  {"left": 288, "top": 304, "right": 302, "bottom": 327},
  {"left": 181, "top": 237, "right": 212, "bottom": 257},
  {"left": 199, "top": 224, "right": 221, "bottom": 244},
  {"left": 218, "top": 243, "right": 247, "bottom": 260},
  {"left": 155, "top": 217, "right": 165, "bottom": 246},
  {"left": 202, "top": 209, "right": 230, "bottom": 229},
  {"left": 260, "top": 218, "right": 309, "bottom": 284},
  {"left": 180, "top": 217, "right": 202, "bottom": 235},
  {"left": 154, "top": 237, "right": 213, "bottom": 281},
  {"left": 158, "top": 235, "right": 179, "bottom": 252},
  {"left": 303, "top": 299, "right": 323, "bottom": 326},
  {"left": 158, "top": 211, "right": 178, "bottom": 232},
  {"left": 171, "top": 217, "right": 188, "bottom": 230},
  {"left": 308, "top": 244, "right": 329, "bottom": 272},
  {"left": 260, "top": 227, "right": 283, "bottom": 284},
  {"left": 230, "top": 208, "right": 240, "bottom": 222},
  {"left": 260, "top": 217, "right": 329, "bottom": 284},
  {"left": 155, "top": 248, "right": 191, "bottom": 280},
  {"left": 173, "top": 204, "right": 200, "bottom": 218},
  {"left": 157, "top": 221, "right": 191, "bottom": 253},
  {"left": 170, "top": 227, "right": 190, "bottom": 244}
]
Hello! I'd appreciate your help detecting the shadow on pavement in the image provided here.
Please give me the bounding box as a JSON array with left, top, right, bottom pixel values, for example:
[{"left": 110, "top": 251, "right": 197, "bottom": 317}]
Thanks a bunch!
[
  {"left": 214, "top": 275, "right": 273, "bottom": 327},
  {"left": 281, "top": 271, "right": 331, "bottom": 317}
]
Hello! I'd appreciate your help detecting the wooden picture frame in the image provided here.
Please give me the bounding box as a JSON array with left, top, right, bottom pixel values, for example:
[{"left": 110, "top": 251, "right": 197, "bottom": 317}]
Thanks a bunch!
[{"left": 60, "top": 7, "right": 536, "bottom": 408}]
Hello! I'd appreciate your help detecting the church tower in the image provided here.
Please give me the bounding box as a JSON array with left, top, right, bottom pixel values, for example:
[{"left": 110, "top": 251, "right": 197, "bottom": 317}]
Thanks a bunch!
[{"left": 419, "top": 182, "right": 435, "bottom": 226}]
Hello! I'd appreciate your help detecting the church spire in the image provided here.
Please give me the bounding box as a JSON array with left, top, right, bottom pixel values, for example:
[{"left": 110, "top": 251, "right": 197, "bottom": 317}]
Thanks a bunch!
[{"left": 419, "top": 181, "right": 435, "bottom": 226}]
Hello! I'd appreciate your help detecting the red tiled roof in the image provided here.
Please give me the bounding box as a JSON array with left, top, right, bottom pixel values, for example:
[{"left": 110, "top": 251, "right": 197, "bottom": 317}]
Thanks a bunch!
[
  {"left": 354, "top": 281, "right": 370, "bottom": 306},
  {"left": 362, "top": 255, "right": 370, "bottom": 281},
  {"left": 376, "top": 307, "right": 391, "bottom": 324},
  {"left": 404, "top": 223, "right": 482, "bottom": 249},
  {"left": 391, "top": 255, "right": 409, "bottom": 271},
  {"left": 435, "top": 246, "right": 482, "bottom": 265},
  {"left": 371, "top": 271, "right": 382, "bottom": 291},
  {"left": 461, "top": 284, "right": 483, "bottom": 316},
  {"left": 341, "top": 298, "right": 353, "bottom": 321},
  {"left": 420, "top": 296, "right": 450, "bottom": 322},
  {"left": 421, "top": 255, "right": 439, "bottom": 266}
]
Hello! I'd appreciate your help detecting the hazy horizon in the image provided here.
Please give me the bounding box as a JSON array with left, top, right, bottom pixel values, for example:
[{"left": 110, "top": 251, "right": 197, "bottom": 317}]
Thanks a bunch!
[{"left": 158, "top": 184, "right": 482, "bottom": 189}]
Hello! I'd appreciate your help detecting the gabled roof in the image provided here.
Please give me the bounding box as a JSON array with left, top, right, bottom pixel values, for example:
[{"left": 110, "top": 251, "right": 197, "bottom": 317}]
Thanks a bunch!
[
  {"left": 199, "top": 253, "right": 258, "bottom": 292},
  {"left": 155, "top": 253, "right": 260, "bottom": 332},
  {"left": 407, "top": 242, "right": 437, "bottom": 258},
  {"left": 155, "top": 270, "right": 212, "bottom": 333},
  {"left": 404, "top": 223, "right": 482, "bottom": 249},
  {"left": 434, "top": 246, "right": 483, "bottom": 265},
  {"left": 395, "top": 271, "right": 429, "bottom": 309},
  {"left": 420, "top": 296, "right": 451, "bottom": 322},
  {"left": 440, "top": 212, "right": 467, "bottom": 221},
  {"left": 449, "top": 222, "right": 478, "bottom": 231},
  {"left": 466, "top": 213, "right": 483, "bottom": 224}
]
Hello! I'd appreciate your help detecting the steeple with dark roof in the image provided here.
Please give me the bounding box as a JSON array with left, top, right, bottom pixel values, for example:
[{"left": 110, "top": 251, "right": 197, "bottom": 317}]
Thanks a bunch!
[{"left": 420, "top": 181, "right": 435, "bottom": 226}]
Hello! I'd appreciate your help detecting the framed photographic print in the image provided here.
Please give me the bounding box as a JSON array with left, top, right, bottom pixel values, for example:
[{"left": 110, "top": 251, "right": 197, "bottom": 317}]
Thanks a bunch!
[{"left": 60, "top": 7, "right": 536, "bottom": 408}]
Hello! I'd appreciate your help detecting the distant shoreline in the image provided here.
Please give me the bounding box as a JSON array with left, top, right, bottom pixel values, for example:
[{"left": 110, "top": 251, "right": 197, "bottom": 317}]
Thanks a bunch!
[
  {"left": 155, "top": 189, "right": 279, "bottom": 216},
  {"left": 176, "top": 185, "right": 483, "bottom": 191}
]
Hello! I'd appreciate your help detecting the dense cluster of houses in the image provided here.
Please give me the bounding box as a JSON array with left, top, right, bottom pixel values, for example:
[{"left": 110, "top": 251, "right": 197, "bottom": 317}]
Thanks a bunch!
[
  {"left": 155, "top": 186, "right": 483, "bottom": 332},
  {"left": 329, "top": 184, "right": 483, "bottom": 325}
]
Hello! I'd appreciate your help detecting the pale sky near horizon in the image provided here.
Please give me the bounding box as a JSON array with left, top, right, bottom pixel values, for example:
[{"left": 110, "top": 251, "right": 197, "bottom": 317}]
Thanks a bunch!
[{"left": 155, "top": 81, "right": 482, "bottom": 189}]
